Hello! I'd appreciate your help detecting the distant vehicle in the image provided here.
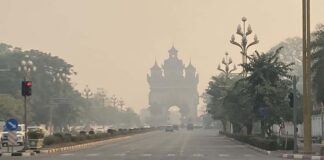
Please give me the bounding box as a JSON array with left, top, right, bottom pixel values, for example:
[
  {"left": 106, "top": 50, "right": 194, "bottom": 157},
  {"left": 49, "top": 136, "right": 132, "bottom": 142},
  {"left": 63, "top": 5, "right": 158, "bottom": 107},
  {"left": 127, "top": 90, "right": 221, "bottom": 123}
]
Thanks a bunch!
[
  {"left": 28, "top": 126, "right": 49, "bottom": 136},
  {"left": 165, "top": 125, "right": 174, "bottom": 132},
  {"left": 172, "top": 125, "right": 179, "bottom": 130},
  {"left": 95, "top": 127, "right": 105, "bottom": 134},
  {"left": 2, "top": 124, "right": 25, "bottom": 146},
  {"left": 187, "top": 123, "right": 194, "bottom": 130},
  {"left": 143, "top": 125, "right": 151, "bottom": 129}
]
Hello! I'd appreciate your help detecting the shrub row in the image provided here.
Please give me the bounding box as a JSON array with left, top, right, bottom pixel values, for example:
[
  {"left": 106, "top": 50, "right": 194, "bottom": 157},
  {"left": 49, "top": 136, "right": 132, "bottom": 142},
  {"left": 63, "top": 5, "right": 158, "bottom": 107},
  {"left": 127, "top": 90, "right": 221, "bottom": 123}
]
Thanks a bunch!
[
  {"left": 44, "top": 128, "right": 154, "bottom": 146},
  {"left": 219, "top": 131, "right": 293, "bottom": 151}
]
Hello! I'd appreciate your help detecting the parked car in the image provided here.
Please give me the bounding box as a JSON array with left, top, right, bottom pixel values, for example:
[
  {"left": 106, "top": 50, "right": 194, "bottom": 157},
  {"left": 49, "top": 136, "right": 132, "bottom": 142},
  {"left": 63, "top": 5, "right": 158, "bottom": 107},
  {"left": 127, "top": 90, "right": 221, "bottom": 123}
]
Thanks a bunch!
[
  {"left": 187, "top": 123, "right": 194, "bottom": 130},
  {"left": 172, "top": 125, "right": 179, "bottom": 130},
  {"left": 165, "top": 125, "right": 174, "bottom": 132}
]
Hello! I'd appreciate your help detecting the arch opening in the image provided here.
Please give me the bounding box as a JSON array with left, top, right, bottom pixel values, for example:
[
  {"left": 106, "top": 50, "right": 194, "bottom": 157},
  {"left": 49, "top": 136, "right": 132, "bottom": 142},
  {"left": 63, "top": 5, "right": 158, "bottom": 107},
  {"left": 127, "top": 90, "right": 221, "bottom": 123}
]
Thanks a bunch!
[{"left": 167, "top": 106, "right": 181, "bottom": 125}]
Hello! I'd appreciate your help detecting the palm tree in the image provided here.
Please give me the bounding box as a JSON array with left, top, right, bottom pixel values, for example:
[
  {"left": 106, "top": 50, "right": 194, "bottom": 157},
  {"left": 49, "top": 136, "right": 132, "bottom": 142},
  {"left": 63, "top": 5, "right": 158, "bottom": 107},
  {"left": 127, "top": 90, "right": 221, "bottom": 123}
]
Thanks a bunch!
[{"left": 311, "top": 25, "right": 324, "bottom": 104}]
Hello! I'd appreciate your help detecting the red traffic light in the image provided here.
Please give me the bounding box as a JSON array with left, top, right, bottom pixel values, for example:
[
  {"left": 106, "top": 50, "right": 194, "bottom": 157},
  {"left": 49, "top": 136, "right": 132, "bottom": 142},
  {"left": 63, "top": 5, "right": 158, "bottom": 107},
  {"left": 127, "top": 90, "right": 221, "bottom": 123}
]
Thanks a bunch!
[{"left": 25, "top": 81, "right": 32, "bottom": 87}]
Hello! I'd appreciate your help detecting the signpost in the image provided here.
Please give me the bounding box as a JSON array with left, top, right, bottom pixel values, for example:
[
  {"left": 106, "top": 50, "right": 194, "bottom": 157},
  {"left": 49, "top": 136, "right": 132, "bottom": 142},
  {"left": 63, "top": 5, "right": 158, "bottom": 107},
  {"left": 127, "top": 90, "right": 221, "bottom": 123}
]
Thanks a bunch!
[
  {"left": 5, "top": 119, "right": 19, "bottom": 153},
  {"left": 5, "top": 119, "right": 18, "bottom": 131}
]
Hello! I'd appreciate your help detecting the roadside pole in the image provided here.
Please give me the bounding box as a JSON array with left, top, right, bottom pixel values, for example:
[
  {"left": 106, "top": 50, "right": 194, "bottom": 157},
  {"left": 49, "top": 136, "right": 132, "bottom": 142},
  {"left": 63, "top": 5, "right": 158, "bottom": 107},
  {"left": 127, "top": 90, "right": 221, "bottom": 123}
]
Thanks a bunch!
[
  {"left": 293, "top": 76, "right": 298, "bottom": 153},
  {"left": 321, "top": 102, "right": 324, "bottom": 144}
]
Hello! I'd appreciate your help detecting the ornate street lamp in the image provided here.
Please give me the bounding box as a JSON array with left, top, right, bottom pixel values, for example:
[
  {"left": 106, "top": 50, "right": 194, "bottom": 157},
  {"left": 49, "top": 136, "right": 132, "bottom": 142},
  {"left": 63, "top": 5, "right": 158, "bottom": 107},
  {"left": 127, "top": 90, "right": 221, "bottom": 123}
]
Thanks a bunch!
[
  {"left": 118, "top": 98, "right": 125, "bottom": 111},
  {"left": 83, "top": 85, "right": 93, "bottom": 99},
  {"left": 96, "top": 88, "right": 106, "bottom": 107},
  {"left": 217, "top": 52, "right": 237, "bottom": 79},
  {"left": 18, "top": 55, "right": 37, "bottom": 150},
  {"left": 230, "top": 17, "right": 259, "bottom": 77}
]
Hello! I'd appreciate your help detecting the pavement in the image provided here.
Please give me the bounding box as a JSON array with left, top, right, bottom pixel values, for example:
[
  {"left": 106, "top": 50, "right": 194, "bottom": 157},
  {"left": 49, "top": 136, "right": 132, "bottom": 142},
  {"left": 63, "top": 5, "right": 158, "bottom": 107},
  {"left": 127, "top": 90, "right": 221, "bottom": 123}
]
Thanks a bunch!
[{"left": 0, "top": 129, "right": 287, "bottom": 160}]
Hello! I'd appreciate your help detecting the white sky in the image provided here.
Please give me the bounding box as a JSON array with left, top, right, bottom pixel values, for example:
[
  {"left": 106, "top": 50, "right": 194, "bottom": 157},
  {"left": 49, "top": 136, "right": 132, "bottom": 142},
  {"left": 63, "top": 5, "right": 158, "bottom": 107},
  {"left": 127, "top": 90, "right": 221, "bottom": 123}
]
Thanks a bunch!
[{"left": 0, "top": 0, "right": 323, "bottom": 112}]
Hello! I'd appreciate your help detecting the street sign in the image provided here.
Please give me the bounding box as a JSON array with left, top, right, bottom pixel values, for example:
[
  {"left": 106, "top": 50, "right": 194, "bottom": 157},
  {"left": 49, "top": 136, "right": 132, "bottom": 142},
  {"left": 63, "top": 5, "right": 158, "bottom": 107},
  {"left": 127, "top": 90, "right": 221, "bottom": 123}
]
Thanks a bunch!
[
  {"left": 5, "top": 119, "right": 18, "bottom": 131},
  {"left": 259, "top": 105, "right": 268, "bottom": 118},
  {"left": 7, "top": 131, "right": 17, "bottom": 146}
]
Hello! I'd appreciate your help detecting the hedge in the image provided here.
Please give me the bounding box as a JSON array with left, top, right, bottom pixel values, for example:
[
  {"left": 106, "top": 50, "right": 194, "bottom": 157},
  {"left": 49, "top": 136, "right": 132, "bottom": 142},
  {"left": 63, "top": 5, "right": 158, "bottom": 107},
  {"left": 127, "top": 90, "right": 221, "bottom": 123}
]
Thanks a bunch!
[
  {"left": 44, "top": 128, "right": 154, "bottom": 146},
  {"left": 220, "top": 131, "right": 293, "bottom": 151}
]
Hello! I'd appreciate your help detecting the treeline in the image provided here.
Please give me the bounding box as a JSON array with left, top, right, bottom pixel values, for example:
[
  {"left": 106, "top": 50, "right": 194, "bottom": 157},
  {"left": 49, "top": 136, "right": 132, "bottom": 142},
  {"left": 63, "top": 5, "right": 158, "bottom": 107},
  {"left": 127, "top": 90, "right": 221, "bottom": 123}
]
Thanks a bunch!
[
  {"left": 0, "top": 43, "right": 141, "bottom": 131},
  {"left": 205, "top": 25, "right": 324, "bottom": 137}
]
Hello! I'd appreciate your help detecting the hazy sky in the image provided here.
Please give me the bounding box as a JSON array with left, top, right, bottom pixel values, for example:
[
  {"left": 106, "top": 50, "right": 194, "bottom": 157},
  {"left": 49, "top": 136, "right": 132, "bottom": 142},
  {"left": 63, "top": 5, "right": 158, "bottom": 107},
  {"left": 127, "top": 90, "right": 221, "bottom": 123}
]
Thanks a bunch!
[{"left": 0, "top": 0, "right": 323, "bottom": 112}]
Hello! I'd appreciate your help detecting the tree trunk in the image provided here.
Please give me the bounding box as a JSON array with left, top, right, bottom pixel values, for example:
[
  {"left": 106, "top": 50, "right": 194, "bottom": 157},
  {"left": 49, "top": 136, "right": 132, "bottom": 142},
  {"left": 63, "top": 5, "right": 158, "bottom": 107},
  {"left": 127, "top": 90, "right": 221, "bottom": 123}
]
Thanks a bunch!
[
  {"left": 221, "top": 119, "right": 227, "bottom": 132},
  {"left": 246, "top": 120, "right": 253, "bottom": 135}
]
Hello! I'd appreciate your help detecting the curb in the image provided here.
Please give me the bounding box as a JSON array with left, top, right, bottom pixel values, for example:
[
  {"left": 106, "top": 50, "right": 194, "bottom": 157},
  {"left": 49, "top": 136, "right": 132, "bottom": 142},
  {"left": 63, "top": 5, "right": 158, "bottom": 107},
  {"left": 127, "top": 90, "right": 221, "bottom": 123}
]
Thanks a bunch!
[
  {"left": 282, "top": 153, "right": 324, "bottom": 159},
  {"left": 0, "top": 152, "right": 36, "bottom": 157},
  {"left": 227, "top": 137, "right": 271, "bottom": 155},
  {"left": 40, "top": 136, "right": 130, "bottom": 154}
]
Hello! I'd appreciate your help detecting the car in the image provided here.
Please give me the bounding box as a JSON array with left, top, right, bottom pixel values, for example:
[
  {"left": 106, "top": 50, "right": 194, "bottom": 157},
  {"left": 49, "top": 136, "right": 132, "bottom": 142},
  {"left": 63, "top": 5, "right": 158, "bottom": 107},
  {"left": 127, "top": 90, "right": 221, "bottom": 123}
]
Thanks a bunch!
[
  {"left": 172, "top": 125, "right": 179, "bottom": 130},
  {"left": 187, "top": 123, "right": 194, "bottom": 130},
  {"left": 165, "top": 125, "right": 174, "bottom": 132}
]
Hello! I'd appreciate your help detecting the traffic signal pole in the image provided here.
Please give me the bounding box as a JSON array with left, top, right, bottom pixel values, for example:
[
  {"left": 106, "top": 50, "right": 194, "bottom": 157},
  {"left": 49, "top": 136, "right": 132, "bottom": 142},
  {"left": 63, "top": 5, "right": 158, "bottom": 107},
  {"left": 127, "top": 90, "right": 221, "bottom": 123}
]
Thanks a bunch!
[
  {"left": 23, "top": 77, "right": 28, "bottom": 150},
  {"left": 293, "top": 76, "right": 298, "bottom": 153}
]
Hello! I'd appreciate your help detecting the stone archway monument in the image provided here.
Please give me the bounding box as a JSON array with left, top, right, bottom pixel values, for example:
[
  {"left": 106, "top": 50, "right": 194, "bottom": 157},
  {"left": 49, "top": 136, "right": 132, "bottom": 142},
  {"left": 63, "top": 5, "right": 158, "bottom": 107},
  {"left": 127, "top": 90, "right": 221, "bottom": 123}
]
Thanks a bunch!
[{"left": 147, "top": 46, "right": 199, "bottom": 125}]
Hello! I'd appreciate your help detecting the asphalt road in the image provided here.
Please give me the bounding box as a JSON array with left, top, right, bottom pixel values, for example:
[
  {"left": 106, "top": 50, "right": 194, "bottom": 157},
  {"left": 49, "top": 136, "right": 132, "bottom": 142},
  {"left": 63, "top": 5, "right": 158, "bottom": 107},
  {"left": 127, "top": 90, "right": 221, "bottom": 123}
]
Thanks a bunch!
[{"left": 1, "top": 129, "right": 285, "bottom": 160}]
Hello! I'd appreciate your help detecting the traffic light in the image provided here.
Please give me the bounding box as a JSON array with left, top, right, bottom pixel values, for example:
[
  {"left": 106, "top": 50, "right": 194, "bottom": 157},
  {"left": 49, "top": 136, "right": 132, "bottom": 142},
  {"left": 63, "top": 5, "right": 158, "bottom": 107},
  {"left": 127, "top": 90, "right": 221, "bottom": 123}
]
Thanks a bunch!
[
  {"left": 22, "top": 81, "right": 32, "bottom": 96},
  {"left": 288, "top": 92, "right": 294, "bottom": 108}
]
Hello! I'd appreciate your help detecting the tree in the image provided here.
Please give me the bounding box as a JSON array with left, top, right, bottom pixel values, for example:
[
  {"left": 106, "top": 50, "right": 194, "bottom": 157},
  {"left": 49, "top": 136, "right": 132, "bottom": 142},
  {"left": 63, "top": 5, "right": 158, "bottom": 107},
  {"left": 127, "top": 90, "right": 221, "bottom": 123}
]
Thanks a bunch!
[
  {"left": 240, "top": 48, "right": 294, "bottom": 136},
  {"left": 0, "top": 95, "right": 24, "bottom": 122},
  {"left": 205, "top": 73, "right": 241, "bottom": 132},
  {"left": 311, "top": 24, "right": 324, "bottom": 104},
  {"left": 268, "top": 37, "right": 303, "bottom": 92}
]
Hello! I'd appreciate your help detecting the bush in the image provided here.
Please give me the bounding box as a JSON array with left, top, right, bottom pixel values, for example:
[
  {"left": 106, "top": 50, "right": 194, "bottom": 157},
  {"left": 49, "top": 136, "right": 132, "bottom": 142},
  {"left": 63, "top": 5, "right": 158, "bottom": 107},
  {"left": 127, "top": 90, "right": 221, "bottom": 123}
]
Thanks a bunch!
[
  {"left": 107, "top": 129, "right": 116, "bottom": 134},
  {"left": 79, "top": 131, "right": 87, "bottom": 135},
  {"left": 44, "top": 135, "right": 61, "bottom": 145},
  {"left": 43, "top": 127, "right": 152, "bottom": 146},
  {"left": 221, "top": 132, "right": 293, "bottom": 151}
]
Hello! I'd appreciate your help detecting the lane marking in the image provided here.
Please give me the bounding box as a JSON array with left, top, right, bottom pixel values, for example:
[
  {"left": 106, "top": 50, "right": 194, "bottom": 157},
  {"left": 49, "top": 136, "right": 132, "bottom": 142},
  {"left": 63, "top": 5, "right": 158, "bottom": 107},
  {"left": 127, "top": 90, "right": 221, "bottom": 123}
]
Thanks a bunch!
[
  {"left": 167, "top": 153, "right": 176, "bottom": 157},
  {"left": 193, "top": 153, "right": 204, "bottom": 157},
  {"left": 244, "top": 154, "right": 254, "bottom": 157},
  {"left": 113, "top": 153, "right": 126, "bottom": 156},
  {"left": 60, "top": 153, "right": 73, "bottom": 156},
  {"left": 219, "top": 154, "right": 229, "bottom": 157},
  {"left": 86, "top": 153, "right": 99, "bottom": 157},
  {"left": 142, "top": 153, "right": 152, "bottom": 157}
]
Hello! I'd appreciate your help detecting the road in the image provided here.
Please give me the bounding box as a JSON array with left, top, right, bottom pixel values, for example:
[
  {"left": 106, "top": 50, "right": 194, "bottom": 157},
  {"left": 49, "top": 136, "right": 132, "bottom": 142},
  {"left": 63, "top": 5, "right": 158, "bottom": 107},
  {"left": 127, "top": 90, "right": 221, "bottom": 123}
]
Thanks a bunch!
[{"left": 1, "top": 129, "right": 285, "bottom": 160}]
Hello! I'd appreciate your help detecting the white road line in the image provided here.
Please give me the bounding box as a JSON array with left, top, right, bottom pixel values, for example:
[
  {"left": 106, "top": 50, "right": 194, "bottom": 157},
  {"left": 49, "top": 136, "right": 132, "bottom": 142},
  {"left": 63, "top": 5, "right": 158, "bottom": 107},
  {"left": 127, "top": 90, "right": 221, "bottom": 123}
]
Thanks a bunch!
[
  {"left": 244, "top": 154, "right": 254, "bottom": 157},
  {"left": 60, "top": 153, "right": 73, "bottom": 156},
  {"left": 193, "top": 153, "right": 204, "bottom": 157},
  {"left": 142, "top": 153, "right": 152, "bottom": 157},
  {"left": 167, "top": 153, "right": 176, "bottom": 157},
  {"left": 219, "top": 154, "right": 230, "bottom": 157},
  {"left": 113, "top": 153, "right": 126, "bottom": 156},
  {"left": 86, "top": 153, "right": 99, "bottom": 157}
]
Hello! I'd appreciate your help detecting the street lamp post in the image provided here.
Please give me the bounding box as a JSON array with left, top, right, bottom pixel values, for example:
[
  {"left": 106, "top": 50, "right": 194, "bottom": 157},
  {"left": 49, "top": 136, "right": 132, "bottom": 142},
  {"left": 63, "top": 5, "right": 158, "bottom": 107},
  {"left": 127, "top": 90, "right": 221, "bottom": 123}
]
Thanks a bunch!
[
  {"left": 110, "top": 94, "right": 118, "bottom": 108},
  {"left": 217, "top": 52, "right": 236, "bottom": 133},
  {"left": 118, "top": 98, "right": 125, "bottom": 111},
  {"left": 217, "top": 52, "right": 237, "bottom": 79},
  {"left": 230, "top": 17, "right": 259, "bottom": 77},
  {"left": 96, "top": 88, "right": 106, "bottom": 108},
  {"left": 83, "top": 85, "right": 93, "bottom": 100},
  {"left": 46, "top": 67, "right": 68, "bottom": 134},
  {"left": 302, "top": 0, "right": 312, "bottom": 153},
  {"left": 18, "top": 55, "right": 37, "bottom": 150}
]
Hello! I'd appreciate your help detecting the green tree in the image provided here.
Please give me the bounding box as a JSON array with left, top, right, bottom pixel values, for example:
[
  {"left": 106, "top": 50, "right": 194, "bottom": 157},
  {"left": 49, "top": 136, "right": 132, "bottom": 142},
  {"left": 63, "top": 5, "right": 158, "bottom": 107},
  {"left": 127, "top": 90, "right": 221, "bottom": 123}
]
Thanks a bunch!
[
  {"left": 205, "top": 73, "right": 241, "bottom": 132},
  {"left": 311, "top": 24, "right": 324, "bottom": 104},
  {"left": 240, "top": 48, "right": 294, "bottom": 136}
]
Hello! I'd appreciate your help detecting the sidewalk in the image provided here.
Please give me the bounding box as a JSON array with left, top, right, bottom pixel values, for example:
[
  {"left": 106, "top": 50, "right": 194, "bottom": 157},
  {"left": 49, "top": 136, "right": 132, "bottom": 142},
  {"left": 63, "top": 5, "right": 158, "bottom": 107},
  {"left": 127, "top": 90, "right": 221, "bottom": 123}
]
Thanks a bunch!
[{"left": 281, "top": 142, "right": 324, "bottom": 159}]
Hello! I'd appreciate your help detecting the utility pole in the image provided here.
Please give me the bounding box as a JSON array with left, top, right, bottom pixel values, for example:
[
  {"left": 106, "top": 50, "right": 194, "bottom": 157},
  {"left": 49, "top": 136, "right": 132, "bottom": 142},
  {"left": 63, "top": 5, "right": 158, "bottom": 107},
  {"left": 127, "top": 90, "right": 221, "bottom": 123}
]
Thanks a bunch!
[
  {"left": 302, "top": 0, "right": 312, "bottom": 153},
  {"left": 293, "top": 76, "right": 298, "bottom": 153}
]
